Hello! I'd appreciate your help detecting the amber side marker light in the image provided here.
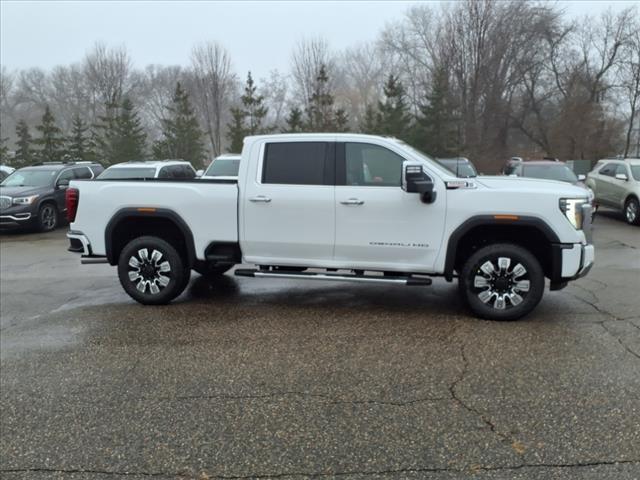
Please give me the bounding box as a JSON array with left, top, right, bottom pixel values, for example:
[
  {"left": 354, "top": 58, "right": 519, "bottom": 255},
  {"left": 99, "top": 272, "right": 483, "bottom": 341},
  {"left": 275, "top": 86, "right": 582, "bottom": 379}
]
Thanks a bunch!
[
  {"left": 137, "top": 208, "right": 156, "bottom": 213},
  {"left": 494, "top": 215, "right": 519, "bottom": 221}
]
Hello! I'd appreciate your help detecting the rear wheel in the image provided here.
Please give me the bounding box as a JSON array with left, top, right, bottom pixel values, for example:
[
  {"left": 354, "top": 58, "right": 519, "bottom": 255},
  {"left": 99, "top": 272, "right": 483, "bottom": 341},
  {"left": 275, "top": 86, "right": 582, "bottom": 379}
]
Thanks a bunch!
[
  {"left": 38, "top": 203, "right": 58, "bottom": 232},
  {"left": 624, "top": 197, "right": 640, "bottom": 226},
  {"left": 118, "top": 236, "right": 189, "bottom": 305},
  {"left": 459, "top": 243, "right": 545, "bottom": 321}
]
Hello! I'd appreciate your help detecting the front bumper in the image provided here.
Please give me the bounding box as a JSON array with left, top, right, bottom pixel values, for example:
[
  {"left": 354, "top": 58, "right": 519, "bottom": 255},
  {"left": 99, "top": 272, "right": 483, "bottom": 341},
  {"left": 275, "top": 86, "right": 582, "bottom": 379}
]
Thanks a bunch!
[
  {"left": 0, "top": 212, "right": 35, "bottom": 229},
  {"left": 550, "top": 242, "right": 594, "bottom": 290}
]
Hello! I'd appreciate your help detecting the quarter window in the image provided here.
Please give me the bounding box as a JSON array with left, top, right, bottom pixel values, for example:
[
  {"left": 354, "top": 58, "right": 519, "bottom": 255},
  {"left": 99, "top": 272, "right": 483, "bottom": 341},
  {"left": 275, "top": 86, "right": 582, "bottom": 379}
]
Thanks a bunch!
[
  {"left": 344, "top": 143, "right": 404, "bottom": 187},
  {"left": 74, "top": 167, "right": 93, "bottom": 179},
  {"left": 599, "top": 163, "right": 616, "bottom": 177},
  {"left": 262, "top": 142, "right": 329, "bottom": 185}
]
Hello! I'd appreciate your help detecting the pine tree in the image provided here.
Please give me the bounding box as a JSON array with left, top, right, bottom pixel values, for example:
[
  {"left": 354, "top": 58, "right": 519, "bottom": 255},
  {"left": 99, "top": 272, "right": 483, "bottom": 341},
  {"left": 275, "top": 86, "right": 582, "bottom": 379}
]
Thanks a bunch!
[
  {"left": 153, "top": 82, "right": 205, "bottom": 166},
  {"left": 334, "top": 108, "right": 350, "bottom": 133},
  {"left": 376, "top": 75, "right": 411, "bottom": 140},
  {"left": 14, "top": 120, "right": 33, "bottom": 168},
  {"left": 95, "top": 98, "right": 147, "bottom": 164},
  {"left": 282, "top": 107, "right": 305, "bottom": 133},
  {"left": 0, "top": 134, "right": 8, "bottom": 166},
  {"left": 226, "top": 107, "right": 247, "bottom": 153},
  {"left": 360, "top": 104, "right": 378, "bottom": 134},
  {"left": 241, "top": 72, "right": 269, "bottom": 135},
  {"left": 67, "top": 114, "right": 95, "bottom": 162},
  {"left": 414, "top": 67, "right": 459, "bottom": 156},
  {"left": 307, "top": 65, "right": 336, "bottom": 131},
  {"left": 34, "top": 105, "right": 65, "bottom": 162}
]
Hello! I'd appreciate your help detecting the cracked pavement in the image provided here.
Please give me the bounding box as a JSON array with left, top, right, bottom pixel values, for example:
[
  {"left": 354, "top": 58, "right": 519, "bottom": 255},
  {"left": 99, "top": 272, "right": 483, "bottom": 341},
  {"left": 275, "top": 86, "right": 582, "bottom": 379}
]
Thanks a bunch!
[{"left": 1, "top": 208, "right": 639, "bottom": 479}]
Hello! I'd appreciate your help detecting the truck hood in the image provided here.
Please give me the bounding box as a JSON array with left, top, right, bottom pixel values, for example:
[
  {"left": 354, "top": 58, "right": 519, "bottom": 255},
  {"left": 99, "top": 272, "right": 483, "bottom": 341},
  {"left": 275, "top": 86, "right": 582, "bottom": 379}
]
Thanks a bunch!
[
  {"left": 476, "top": 176, "right": 589, "bottom": 198},
  {"left": 0, "top": 185, "right": 46, "bottom": 197}
]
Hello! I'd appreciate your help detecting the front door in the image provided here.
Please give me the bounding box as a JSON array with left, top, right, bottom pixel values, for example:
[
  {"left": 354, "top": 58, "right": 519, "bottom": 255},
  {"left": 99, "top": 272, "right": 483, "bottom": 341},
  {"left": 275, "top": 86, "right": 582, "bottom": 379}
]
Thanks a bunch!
[
  {"left": 333, "top": 142, "right": 446, "bottom": 272},
  {"left": 242, "top": 140, "right": 336, "bottom": 266}
]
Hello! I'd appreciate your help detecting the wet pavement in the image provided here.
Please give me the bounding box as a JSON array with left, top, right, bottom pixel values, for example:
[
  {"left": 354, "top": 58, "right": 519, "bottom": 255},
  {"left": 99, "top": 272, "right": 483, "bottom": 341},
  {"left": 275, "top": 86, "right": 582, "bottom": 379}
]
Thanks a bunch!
[{"left": 1, "top": 210, "right": 639, "bottom": 479}]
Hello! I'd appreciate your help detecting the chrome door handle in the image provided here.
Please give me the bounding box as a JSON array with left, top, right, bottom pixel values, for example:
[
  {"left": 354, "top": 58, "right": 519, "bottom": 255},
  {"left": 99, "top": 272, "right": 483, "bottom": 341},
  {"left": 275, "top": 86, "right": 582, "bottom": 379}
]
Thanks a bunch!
[
  {"left": 249, "top": 196, "right": 272, "bottom": 203},
  {"left": 340, "top": 198, "right": 364, "bottom": 206}
]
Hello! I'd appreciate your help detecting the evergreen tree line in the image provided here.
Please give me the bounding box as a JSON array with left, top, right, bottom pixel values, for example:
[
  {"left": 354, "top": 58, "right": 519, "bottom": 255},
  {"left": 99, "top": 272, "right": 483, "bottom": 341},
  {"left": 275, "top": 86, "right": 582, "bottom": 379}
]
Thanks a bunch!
[
  {"left": 2, "top": 82, "right": 206, "bottom": 169},
  {"left": 3, "top": 64, "right": 459, "bottom": 170}
]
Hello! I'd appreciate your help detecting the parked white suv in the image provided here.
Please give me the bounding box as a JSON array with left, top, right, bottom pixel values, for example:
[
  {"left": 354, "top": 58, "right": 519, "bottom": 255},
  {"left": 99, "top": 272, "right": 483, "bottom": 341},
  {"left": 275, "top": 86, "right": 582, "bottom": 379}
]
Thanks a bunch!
[
  {"left": 66, "top": 134, "right": 594, "bottom": 321},
  {"left": 586, "top": 158, "right": 640, "bottom": 225},
  {"left": 98, "top": 160, "right": 196, "bottom": 180}
]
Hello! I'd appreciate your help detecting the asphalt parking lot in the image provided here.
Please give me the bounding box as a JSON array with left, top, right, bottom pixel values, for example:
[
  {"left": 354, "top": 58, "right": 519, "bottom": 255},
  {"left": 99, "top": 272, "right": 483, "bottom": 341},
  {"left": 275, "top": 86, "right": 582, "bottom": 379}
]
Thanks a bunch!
[{"left": 1, "top": 210, "right": 639, "bottom": 479}]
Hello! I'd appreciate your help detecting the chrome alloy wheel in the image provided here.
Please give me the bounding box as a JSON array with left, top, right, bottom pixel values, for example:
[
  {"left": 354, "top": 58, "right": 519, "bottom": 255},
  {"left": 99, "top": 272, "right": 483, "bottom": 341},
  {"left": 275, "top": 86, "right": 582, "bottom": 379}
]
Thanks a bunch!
[
  {"left": 127, "top": 248, "right": 172, "bottom": 294},
  {"left": 472, "top": 257, "right": 530, "bottom": 310},
  {"left": 626, "top": 201, "right": 638, "bottom": 224},
  {"left": 40, "top": 205, "right": 56, "bottom": 230}
]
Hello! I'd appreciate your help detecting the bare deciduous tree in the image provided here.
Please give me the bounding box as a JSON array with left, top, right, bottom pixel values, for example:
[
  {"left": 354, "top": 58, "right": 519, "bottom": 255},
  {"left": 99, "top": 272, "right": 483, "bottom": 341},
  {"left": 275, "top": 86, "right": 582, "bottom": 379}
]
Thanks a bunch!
[{"left": 191, "top": 42, "right": 235, "bottom": 156}]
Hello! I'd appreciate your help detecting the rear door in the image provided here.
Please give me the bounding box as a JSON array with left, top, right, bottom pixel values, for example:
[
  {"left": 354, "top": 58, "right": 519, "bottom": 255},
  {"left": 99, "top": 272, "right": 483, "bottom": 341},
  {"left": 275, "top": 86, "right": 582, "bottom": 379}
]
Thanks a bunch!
[
  {"left": 333, "top": 141, "right": 446, "bottom": 272},
  {"left": 241, "top": 140, "right": 336, "bottom": 265}
]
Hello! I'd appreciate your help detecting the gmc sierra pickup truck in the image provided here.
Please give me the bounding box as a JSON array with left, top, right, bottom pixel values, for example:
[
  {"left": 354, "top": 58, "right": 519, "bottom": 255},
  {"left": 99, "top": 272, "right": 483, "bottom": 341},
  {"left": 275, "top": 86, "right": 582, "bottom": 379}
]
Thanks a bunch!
[{"left": 66, "top": 134, "right": 594, "bottom": 320}]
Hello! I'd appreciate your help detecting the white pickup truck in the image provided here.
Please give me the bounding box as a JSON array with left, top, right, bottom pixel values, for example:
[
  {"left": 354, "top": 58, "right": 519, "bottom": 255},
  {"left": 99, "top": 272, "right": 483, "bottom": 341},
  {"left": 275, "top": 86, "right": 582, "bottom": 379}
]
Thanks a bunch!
[{"left": 66, "top": 134, "right": 594, "bottom": 320}]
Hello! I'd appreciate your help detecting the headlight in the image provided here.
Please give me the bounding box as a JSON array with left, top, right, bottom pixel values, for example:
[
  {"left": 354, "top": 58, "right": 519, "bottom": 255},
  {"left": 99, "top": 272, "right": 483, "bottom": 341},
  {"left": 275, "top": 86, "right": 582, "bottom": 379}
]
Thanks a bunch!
[
  {"left": 12, "top": 195, "right": 39, "bottom": 205},
  {"left": 559, "top": 198, "right": 588, "bottom": 229}
]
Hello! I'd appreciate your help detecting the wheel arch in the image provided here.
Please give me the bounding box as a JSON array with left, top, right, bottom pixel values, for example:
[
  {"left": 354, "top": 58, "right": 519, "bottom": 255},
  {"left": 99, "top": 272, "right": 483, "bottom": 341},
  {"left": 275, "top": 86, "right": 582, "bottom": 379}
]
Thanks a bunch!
[
  {"left": 444, "top": 215, "right": 562, "bottom": 281},
  {"left": 105, "top": 208, "right": 196, "bottom": 267}
]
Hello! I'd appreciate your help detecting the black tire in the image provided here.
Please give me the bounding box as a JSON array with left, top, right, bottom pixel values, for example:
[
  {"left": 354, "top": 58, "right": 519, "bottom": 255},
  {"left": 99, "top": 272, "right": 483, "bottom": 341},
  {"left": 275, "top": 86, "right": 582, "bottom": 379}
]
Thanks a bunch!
[
  {"left": 38, "top": 203, "right": 58, "bottom": 232},
  {"left": 117, "top": 236, "right": 189, "bottom": 305},
  {"left": 624, "top": 197, "right": 640, "bottom": 226},
  {"left": 458, "top": 243, "right": 545, "bottom": 321},
  {"left": 194, "top": 263, "right": 234, "bottom": 279}
]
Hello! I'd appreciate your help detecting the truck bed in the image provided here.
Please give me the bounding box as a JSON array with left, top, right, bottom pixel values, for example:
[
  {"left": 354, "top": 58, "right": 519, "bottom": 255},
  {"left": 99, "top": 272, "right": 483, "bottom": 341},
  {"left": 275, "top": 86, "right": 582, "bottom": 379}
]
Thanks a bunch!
[{"left": 69, "top": 179, "right": 238, "bottom": 260}]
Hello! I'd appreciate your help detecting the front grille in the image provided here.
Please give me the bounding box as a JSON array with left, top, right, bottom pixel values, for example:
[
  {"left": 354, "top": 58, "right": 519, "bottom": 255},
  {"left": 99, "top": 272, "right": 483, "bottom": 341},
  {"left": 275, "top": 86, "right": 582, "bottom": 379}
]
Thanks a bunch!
[{"left": 0, "top": 196, "right": 11, "bottom": 210}]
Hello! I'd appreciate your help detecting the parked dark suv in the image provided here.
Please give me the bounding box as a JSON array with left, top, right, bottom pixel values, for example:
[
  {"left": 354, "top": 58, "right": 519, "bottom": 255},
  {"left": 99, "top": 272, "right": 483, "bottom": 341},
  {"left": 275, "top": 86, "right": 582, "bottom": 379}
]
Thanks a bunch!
[{"left": 0, "top": 162, "right": 103, "bottom": 231}]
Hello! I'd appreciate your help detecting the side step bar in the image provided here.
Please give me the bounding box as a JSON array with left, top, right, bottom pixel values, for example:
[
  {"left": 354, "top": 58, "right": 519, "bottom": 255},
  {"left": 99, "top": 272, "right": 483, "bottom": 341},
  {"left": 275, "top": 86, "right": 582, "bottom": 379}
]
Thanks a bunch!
[{"left": 234, "top": 269, "right": 432, "bottom": 286}]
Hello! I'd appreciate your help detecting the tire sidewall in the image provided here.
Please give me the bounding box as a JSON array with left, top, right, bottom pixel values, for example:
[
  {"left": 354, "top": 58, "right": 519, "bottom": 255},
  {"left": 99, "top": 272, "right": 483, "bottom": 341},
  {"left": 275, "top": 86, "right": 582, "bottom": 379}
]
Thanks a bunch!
[
  {"left": 624, "top": 197, "right": 640, "bottom": 226},
  {"left": 117, "top": 236, "right": 188, "bottom": 305},
  {"left": 38, "top": 203, "right": 58, "bottom": 232},
  {"left": 459, "top": 243, "right": 545, "bottom": 321}
]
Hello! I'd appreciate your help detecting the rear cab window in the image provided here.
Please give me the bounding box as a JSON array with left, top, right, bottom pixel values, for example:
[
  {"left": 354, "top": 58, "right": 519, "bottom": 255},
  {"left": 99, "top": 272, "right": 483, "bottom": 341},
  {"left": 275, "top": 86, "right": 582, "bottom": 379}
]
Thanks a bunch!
[{"left": 262, "top": 142, "right": 333, "bottom": 185}]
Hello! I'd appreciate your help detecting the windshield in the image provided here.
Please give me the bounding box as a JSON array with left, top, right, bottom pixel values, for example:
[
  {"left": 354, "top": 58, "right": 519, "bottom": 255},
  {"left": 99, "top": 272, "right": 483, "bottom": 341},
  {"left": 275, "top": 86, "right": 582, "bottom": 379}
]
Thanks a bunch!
[
  {"left": 98, "top": 167, "right": 156, "bottom": 179},
  {"left": 631, "top": 165, "right": 640, "bottom": 181},
  {"left": 0, "top": 169, "right": 57, "bottom": 187},
  {"left": 437, "top": 159, "right": 477, "bottom": 178},
  {"left": 396, "top": 141, "right": 458, "bottom": 177},
  {"left": 521, "top": 164, "right": 578, "bottom": 183},
  {"left": 205, "top": 159, "right": 240, "bottom": 177}
]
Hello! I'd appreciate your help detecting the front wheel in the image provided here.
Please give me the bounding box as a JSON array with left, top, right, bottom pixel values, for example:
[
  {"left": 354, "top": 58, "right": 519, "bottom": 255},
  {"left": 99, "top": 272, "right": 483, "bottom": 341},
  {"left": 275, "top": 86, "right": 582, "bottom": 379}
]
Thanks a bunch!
[
  {"left": 624, "top": 197, "right": 640, "bottom": 226},
  {"left": 38, "top": 203, "right": 58, "bottom": 232},
  {"left": 458, "top": 243, "right": 545, "bottom": 321},
  {"left": 117, "top": 236, "right": 189, "bottom": 305}
]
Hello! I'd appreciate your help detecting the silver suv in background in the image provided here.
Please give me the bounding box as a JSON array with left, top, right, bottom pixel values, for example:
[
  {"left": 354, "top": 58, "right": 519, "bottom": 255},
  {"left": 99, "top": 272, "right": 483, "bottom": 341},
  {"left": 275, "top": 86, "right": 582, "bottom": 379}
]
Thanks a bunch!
[{"left": 586, "top": 158, "right": 640, "bottom": 225}]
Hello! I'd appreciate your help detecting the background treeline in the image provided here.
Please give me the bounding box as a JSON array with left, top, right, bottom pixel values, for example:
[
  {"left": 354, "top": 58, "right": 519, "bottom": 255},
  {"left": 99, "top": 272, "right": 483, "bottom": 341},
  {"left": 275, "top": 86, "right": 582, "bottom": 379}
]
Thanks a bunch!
[{"left": 1, "top": 1, "right": 639, "bottom": 172}]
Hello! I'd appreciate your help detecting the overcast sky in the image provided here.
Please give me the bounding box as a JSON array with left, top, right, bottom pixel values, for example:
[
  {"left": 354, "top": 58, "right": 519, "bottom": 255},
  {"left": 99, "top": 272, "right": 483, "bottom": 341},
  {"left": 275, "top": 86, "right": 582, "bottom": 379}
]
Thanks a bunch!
[{"left": 1, "top": 0, "right": 637, "bottom": 81}]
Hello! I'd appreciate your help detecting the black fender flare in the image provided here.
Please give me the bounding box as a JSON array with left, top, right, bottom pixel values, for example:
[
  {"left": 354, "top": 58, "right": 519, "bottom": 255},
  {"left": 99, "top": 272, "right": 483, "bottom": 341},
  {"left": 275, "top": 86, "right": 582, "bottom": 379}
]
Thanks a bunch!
[
  {"left": 105, "top": 207, "right": 196, "bottom": 266},
  {"left": 444, "top": 215, "right": 562, "bottom": 281}
]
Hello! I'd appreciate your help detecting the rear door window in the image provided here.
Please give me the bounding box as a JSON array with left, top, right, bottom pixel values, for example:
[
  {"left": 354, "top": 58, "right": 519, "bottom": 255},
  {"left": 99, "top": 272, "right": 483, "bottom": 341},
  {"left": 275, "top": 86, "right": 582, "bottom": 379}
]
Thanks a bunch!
[{"left": 262, "top": 142, "right": 331, "bottom": 185}]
